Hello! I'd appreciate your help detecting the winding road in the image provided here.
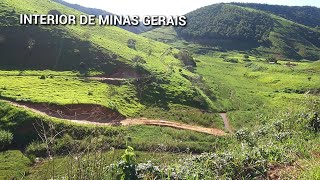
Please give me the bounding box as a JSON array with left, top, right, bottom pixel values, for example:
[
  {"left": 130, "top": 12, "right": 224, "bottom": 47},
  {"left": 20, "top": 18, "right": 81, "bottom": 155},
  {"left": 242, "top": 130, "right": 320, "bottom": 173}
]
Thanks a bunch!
[{"left": 1, "top": 100, "right": 227, "bottom": 136}]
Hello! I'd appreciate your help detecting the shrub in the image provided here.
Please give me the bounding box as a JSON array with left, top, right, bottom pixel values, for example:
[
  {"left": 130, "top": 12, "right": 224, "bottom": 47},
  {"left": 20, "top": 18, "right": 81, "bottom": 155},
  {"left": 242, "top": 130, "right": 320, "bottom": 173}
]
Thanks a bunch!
[
  {"left": 25, "top": 141, "right": 47, "bottom": 157},
  {"left": 109, "top": 146, "right": 138, "bottom": 180},
  {"left": 0, "top": 130, "right": 13, "bottom": 150},
  {"left": 127, "top": 39, "right": 137, "bottom": 50},
  {"left": 223, "top": 58, "right": 239, "bottom": 63},
  {"left": 310, "top": 112, "right": 320, "bottom": 132},
  {"left": 174, "top": 50, "right": 197, "bottom": 67},
  {"left": 39, "top": 75, "right": 46, "bottom": 80},
  {"left": 48, "top": 10, "right": 62, "bottom": 16},
  {"left": 266, "top": 56, "right": 278, "bottom": 63}
]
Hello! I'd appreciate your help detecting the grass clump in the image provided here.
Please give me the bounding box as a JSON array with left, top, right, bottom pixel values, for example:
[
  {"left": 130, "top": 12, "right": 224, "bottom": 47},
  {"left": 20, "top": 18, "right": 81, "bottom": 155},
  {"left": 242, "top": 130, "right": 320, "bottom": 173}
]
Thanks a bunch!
[
  {"left": 0, "top": 129, "right": 13, "bottom": 150},
  {"left": 0, "top": 150, "right": 31, "bottom": 179}
]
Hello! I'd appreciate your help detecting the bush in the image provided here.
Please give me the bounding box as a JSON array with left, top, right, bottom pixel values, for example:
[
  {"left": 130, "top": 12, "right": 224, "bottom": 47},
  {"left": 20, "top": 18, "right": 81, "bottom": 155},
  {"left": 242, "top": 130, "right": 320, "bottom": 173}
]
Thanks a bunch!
[
  {"left": 127, "top": 39, "right": 137, "bottom": 50},
  {"left": 266, "top": 56, "right": 278, "bottom": 63},
  {"left": 25, "top": 141, "right": 47, "bottom": 157},
  {"left": 39, "top": 75, "right": 46, "bottom": 80},
  {"left": 0, "top": 130, "right": 13, "bottom": 150},
  {"left": 109, "top": 146, "right": 138, "bottom": 180},
  {"left": 174, "top": 50, "right": 196, "bottom": 67},
  {"left": 48, "top": 10, "right": 62, "bottom": 16},
  {"left": 224, "top": 58, "right": 239, "bottom": 63},
  {"left": 310, "top": 112, "right": 320, "bottom": 132}
]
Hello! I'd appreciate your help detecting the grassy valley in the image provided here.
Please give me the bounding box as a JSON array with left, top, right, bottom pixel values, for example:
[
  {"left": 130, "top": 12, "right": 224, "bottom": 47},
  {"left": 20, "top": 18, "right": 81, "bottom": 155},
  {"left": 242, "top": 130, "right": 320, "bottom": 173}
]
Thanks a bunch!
[{"left": 0, "top": 0, "right": 319, "bottom": 179}]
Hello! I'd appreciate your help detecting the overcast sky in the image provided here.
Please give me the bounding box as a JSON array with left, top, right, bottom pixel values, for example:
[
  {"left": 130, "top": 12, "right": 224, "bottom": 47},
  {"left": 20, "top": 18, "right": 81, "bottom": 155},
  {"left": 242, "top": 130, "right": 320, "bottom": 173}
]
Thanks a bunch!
[{"left": 63, "top": 0, "right": 320, "bottom": 16}]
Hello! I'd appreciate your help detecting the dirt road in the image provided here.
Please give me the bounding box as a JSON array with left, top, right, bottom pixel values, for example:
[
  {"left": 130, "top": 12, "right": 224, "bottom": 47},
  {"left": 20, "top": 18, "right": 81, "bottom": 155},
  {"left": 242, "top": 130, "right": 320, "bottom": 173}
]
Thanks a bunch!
[{"left": 1, "top": 100, "right": 226, "bottom": 136}]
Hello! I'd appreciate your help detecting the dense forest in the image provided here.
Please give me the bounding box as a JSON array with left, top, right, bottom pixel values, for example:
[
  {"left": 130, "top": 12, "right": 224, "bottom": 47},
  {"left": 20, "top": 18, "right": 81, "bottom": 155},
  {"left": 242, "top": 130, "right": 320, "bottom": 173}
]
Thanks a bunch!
[
  {"left": 168, "top": 3, "right": 320, "bottom": 60},
  {"left": 175, "top": 4, "right": 274, "bottom": 46},
  {"left": 232, "top": 3, "right": 320, "bottom": 28}
]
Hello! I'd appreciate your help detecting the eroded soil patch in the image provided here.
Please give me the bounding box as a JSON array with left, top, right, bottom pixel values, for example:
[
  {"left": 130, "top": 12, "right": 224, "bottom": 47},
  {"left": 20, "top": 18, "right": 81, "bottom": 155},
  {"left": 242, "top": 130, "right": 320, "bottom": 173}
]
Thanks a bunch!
[{"left": 8, "top": 100, "right": 125, "bottom": 123}]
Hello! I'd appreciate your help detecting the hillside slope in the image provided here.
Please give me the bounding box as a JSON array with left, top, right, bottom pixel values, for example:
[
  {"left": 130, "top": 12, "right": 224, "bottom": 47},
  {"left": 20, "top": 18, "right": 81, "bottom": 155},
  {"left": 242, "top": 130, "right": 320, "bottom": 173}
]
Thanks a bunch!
[
  {"left": 232, "top": 3, "right": 320, "bottom": 28},
  {"left": 52, "top": 0, "right": 151, "bottom": 34},
  {"left": 0, "top": 0, "right": 215, "bottom": 116},
  {"left": 143, "top": 4, "right": 320, "bottom": 60}
]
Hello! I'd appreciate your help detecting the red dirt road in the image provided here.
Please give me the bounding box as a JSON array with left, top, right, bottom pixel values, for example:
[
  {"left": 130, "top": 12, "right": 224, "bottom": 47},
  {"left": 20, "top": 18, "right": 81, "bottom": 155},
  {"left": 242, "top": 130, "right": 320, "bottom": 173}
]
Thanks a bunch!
[{"left": 1, "top": 100, "right": 226, "bottom": 136}]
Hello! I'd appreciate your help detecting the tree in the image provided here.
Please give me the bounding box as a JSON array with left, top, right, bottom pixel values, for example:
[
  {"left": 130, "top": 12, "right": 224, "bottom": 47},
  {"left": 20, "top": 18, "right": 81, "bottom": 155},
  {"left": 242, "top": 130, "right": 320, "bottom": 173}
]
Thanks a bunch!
[
  {"left": 48, "top": 10, "right": 62, "bottom": 16},
  {"left": 266, "top": 56, "right": 277, "bottom": 63},
  {"left": 174, "top": 50, "right": 196, "bottom": 67},
  {"left": 127, "top": 39, "right": 136, "bottom": 50}
]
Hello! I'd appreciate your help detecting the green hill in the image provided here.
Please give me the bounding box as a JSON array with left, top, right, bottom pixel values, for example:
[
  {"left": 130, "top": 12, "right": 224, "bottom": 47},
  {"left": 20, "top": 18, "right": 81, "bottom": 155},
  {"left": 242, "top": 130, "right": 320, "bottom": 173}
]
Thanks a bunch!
[
  {"left": 0, "top": 0, "right": 216, "bottom": 116},
  {"left": 232, "top": 3, "right": 320, "bottom": 28},
  {"left": 143, "top": 3, "right": 320, "bottom": 61}
]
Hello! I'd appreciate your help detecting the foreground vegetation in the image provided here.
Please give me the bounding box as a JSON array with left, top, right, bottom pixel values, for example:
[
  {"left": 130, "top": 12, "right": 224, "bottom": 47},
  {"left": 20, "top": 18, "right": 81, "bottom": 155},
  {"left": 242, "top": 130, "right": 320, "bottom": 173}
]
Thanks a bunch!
[{"left": 0, "top": 103, "right": 318, "bottom": 179}]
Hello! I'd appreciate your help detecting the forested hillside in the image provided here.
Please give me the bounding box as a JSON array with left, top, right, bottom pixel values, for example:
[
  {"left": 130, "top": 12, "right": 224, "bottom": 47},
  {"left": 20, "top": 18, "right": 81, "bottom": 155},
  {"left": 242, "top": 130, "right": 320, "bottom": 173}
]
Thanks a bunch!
[
  {"left": 232, "top": 3, "right": 320, "bottom": 28},
  {"left": 176, "top": 4, "right": 274, "bottom": 45},
  {"left": 144, "top": 3, "right": 320, "bottom": 60}
]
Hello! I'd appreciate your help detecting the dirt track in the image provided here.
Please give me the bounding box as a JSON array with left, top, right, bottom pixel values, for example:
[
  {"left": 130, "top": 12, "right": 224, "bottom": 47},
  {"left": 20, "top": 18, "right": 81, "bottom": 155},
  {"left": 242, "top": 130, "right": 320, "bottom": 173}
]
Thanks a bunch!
[
  {"left": 219, "top": 113, "right": 233, "bottom": 133},
  {"left": 1, "top": 100, "right": 226, "bottom": 136}
]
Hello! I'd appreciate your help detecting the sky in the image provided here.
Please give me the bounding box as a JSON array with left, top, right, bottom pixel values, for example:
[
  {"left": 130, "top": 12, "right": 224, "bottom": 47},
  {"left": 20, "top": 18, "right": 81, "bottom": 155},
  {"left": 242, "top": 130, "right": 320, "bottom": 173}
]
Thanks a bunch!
[{"left": 63, "top": 0, "right": 320, "bottom": 16}]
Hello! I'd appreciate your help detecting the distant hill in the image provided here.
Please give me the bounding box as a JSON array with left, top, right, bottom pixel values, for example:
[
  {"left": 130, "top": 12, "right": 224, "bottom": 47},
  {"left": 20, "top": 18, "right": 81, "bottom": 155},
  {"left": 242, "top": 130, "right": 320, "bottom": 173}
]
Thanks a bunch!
[
  {"left": 143, "top": 3, "right": 320, "bottom": 61},
  {"left": 232, "top": 3, "right": 320, "bottom": 28},
  {"left": 175, "top": 4, "right": 274, "bottom": 48},
  {"left": 53, "top": 0, "right": 150, "bottom": 34}
]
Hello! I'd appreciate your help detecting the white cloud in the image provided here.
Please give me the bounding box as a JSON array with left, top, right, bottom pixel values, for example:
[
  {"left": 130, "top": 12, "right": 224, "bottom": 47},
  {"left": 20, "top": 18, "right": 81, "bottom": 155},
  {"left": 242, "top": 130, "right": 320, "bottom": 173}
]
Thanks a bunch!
[{"left": 62, "top": 0, "right": 320, "bottom": 16}]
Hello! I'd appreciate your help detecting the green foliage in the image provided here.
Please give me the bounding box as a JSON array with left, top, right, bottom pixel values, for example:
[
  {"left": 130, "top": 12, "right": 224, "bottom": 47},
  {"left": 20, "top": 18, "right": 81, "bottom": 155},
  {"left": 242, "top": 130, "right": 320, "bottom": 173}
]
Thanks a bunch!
[
  {"left": 299, "top": 163, "right": 320, "bottom": 179},
  {"left": 107, "top": 147, "right": 139, "bottom": 180},
  {"left": 233, "top": 3, "right": 320, "bottom": 28},
  {"left": 39, "top": 75, "right": 46, "bottom": 80},
  {"left": 128, "top": 111, "right": 319, "bottom": 179},
  {"left": 0, "top": 129, "right": 13, "bottom": 150},
  {"left": 21, "top": 111, "right": 320, "bottom": 179},
  {"left": 266, "top": 56, "right": 278, "bottom": 63},
  {"left": 119, "top": 146, "right": 138, "bottom": 180},
  {"left": 0, "top": 0, "right": 214, "bottom": 113},
  {"left": 308, "top": 112, "right": 320, "bottom": 133},
  {"left": 48, "top": 9, "right": 62, "bottom": 15},
  {"left": 127, "top": 39, "right": 137, "bottom": 50},
  {"left": 145, "top": 4, "right": 320, "bottom": 60},
  {"left": 0, "top": 74, "right": 143, "bottom": 117},
  {"left": 176, "top": 4, "right": 274, "bottom": 45},
  {"left": 0, "top": 150, "right": 31, "bottom": 179},
  {"left": 139, "top": 104, "right": 224, "bottom": 129},
  {"left": 174, "top": 50, "right": 196, "bottom": 67}
]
